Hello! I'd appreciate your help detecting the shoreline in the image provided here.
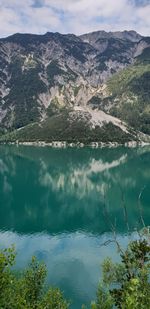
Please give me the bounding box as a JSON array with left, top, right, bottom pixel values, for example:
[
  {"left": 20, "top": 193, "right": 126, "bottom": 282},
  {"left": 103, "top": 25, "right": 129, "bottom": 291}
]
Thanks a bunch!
[{"left": 1, "top": 140, "right": 150, "bottom": 148}]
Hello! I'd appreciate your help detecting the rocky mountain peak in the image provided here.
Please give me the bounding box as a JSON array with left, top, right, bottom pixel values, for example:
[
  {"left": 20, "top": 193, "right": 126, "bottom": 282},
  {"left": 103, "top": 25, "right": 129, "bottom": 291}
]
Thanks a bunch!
[
  {"left": 80, "top": 29, "right": 142, "bottom": 45},
  {"left": 0, "top": 29, "right": 149, "bottom": 143}
]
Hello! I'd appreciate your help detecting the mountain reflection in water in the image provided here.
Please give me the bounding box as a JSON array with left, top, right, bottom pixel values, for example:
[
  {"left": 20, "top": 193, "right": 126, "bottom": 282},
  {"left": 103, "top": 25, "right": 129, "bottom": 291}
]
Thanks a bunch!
[{"left": 0, "top": 145, "right": 150, "bottom": 308}]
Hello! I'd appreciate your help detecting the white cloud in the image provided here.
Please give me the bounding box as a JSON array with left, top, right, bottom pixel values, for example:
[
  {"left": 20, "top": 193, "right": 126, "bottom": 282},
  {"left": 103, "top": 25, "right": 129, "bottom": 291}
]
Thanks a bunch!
[{"left": 0, "top": 0, "right": 149, "bottom": 37}]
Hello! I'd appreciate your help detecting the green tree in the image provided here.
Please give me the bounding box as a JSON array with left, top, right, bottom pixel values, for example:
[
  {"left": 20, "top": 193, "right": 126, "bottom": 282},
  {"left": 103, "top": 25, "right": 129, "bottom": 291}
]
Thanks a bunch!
[
  {"left": 1, "top": 236, "right": 150, "bottom": 308},
  {"left": 0, "top": 246, "right": 69, "bottom": 309},
  {"left": 92, "top": 237, "right": 150, "bottom": 309}
]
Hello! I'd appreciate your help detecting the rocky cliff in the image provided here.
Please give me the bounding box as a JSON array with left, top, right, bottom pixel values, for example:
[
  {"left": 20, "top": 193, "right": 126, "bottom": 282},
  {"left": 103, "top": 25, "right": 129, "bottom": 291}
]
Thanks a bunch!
[{"left": 0, "top": 30, "right": 149, "bottom": 143}]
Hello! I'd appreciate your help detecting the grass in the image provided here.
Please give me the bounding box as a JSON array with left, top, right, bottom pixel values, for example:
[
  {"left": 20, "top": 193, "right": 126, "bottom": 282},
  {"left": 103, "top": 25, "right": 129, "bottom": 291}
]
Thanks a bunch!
[{"left": 107, "top": 64, "right": 150, "bottom": 96}]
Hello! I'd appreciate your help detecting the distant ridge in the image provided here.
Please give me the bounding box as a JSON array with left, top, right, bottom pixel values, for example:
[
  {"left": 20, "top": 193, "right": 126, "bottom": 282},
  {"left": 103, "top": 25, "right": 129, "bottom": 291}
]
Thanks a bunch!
[{"left": 0, "top": 29, "right": 149, "bottom": 143}]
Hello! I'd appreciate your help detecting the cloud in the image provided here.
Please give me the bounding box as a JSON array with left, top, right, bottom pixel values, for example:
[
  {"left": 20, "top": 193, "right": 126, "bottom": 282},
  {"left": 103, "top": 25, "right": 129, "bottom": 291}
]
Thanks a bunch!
[
  {"left": 0, "top": 0, "right": 149, "bottom": 37},
  {"left": 0, "top": 229, "right": 133, "bottom": 300}
]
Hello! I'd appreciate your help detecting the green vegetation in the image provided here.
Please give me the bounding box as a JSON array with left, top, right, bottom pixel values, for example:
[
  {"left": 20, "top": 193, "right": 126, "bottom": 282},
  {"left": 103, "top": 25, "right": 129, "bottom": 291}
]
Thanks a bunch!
[
  {"left": 0, "top": 246, "right": 69, "bottom": 309},
  {"left": 0, "top": 33, "right": 149, "bottom": 141},
  {"left": 136, "top": 47, "right": 150, "bottom": 64},
  {"left": 88, "top": 96, "right": 103, "bottom": 108},
  {"left": 96, "top": 62, "right": 107, "bottom": 72},
  {"left": 46, "top": 97, "right": 63, "bottom": 117},
  {"left": 0, "top": 111, "right": 133, "bottom": 144},
  {"left": 1, "top": 235, "right": 150, "bottom": 308},
  {"left": 2, "top": 57, "right": 47, "bottom": 129},
  {"left": 88, "top": 96, "right": 116, "bottom": 114},
  {"left": 107, "top": 64, "right": 150, "bottom": 96},
  {"left": 46, "top": 60, "right": 77, "bottom": 87},
  {"left": 0, "top": 127, "right": 6, "bottom": 137},
  {"left": 74, "top": 85, "right": 82, "bottom": 97},
  {"left": 96, "top": 38, "right": 133, "bottom": 63},
  {"left": 46, "top": 60, "right": 64, "bottom": 87},
  {"left": 66, "top": 45, "right": 86, "bottom": 63},
  {"left": 106, "top": 60, "right": 150, "bottom": 134},
  {"left": 92, "top": 237, "right": 150, "bottom": 309}
]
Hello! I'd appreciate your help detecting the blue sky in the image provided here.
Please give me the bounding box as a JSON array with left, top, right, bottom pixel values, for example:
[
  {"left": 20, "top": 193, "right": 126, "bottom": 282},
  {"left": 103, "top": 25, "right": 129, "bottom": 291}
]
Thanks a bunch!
[{"left": 0, "top": 0, "right": 149, "bottom": 37}]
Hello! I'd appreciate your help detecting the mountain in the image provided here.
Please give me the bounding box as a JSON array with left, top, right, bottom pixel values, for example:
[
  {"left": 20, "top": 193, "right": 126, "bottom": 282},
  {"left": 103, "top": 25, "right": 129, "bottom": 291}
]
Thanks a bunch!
[{"left": 0, "top": 30, "right": 149, "bottom": 144}]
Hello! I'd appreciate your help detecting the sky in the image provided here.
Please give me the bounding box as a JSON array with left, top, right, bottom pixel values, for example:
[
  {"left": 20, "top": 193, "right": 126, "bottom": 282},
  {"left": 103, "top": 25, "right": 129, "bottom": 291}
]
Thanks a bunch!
[{"left": 0, "top": 0, "right": 150, "bottom": 38}]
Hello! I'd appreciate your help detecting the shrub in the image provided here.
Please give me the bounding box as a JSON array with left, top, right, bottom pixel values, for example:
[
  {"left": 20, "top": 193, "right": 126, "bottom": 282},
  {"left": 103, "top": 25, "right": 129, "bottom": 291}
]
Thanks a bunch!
[
  {"left": 0, "top": 246, "right": 69, "bottom": 309},
  {"left": 92, "top": 237, "right": 150, "bottom": 308}
]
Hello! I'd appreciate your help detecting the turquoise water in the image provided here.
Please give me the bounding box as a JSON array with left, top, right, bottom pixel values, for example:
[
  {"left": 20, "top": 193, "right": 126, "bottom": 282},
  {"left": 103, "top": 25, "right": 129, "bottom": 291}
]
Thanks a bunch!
[{"left": 0, "top": 145, "right": 150, "bottom": 307}]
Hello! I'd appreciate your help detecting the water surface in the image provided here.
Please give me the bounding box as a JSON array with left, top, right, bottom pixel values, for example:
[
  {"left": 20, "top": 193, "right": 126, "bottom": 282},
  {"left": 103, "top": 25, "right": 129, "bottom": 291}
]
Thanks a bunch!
[{"left": 0, "top": 145, "right": 150, "bottom": 308}]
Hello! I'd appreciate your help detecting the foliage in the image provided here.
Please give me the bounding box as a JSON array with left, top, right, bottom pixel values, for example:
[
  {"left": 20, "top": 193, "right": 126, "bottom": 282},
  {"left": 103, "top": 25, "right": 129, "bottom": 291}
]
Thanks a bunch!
[
  {"left": 91, "top": 285, "right": 114, "bottom": 309},
  {"left": 0, "top": 113, "right": 133, "bottom": 144},
  {"left": 74, "top": 85, "right": 82, "bottom": 97},
  {"left": 88, "top": 97, "right": 103, "bottom": 107},
  {"left": 0, "top": 246, "right": 69, "bottom": 309},
  {"left": 0, "top": 32, "right": 149, "bottom": 139},
  {"left": 107, "top": 64, "right": 150, "bottom": 96},
  {"left": 95, "top": 38, "right": 133, "bottom": 64},
  {"left": 0, "top": 127, "right": 6, "bottom": 137},
  {"left": 2, "top": 57, "right": 47, "bottom": 129},
  {"left": 46, "top": 97, "right": 69, "bottom": 118},
  {"left": 46, "top": 61, "right": 64, "bottom": 87},
  {"left": 106, "top": 61, "right": 150, "bottom": 134},
  {"left": 92, "top": 238, "right": 150, "bottom": 309},
  {"left": 1, "top": 237, "right": 150, "bottom": 308},
  {"left": 46, "top": 60, "right": 77, "bottom": 88},
  {"left": 66, "top": 44, "right": 86, "bottom": 63},
  {"left": 136, "top": 47, "right": 150, "bottom": 64}
]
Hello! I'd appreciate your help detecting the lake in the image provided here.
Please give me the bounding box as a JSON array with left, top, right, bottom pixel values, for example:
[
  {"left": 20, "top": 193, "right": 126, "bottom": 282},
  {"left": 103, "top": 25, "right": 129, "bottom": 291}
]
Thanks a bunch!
[{"left": 0, "top": 145, "right": 150, "bottom": 308}]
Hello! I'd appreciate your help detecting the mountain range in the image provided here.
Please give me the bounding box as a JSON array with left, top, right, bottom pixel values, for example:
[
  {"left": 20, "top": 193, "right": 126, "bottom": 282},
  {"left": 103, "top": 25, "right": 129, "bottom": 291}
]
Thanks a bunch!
[{"left": 0, "top": 30, "right": 149, "bottom": 144}]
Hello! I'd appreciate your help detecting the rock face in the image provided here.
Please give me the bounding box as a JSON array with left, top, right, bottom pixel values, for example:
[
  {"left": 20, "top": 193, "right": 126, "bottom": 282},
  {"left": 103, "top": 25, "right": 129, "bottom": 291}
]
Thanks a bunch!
[{"left": 0, "top": 30, "right": 149, "bottom": 142}]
